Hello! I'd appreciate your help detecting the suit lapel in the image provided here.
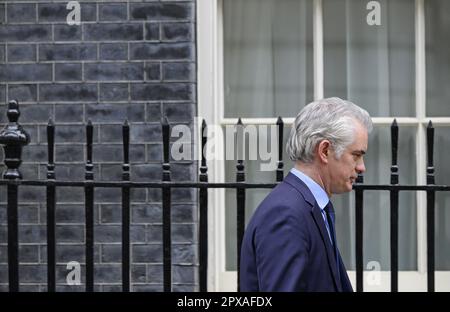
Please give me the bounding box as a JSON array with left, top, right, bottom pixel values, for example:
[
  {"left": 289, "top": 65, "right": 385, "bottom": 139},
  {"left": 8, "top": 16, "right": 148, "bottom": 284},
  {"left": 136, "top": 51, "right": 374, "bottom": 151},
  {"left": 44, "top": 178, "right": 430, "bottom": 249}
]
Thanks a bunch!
[
  {"left": 284, "top": 172, "right": 343, "bottom": 291},
  {"left": 310, "top": 203, "right": 342, "bottom": 292}
]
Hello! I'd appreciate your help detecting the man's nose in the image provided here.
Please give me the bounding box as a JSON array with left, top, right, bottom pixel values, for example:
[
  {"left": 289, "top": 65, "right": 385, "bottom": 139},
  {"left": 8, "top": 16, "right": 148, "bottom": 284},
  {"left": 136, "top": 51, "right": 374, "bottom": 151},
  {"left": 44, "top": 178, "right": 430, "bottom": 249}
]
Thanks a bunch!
[{"left": 356, "top": 159, "right": 366, "bottom": 174}]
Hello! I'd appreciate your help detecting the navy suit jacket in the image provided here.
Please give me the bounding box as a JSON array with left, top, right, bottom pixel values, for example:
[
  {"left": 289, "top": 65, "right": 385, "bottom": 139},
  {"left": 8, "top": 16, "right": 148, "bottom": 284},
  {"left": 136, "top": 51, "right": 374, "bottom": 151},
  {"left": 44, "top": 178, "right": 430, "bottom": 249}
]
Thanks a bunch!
[{"left": 240, "top": 172, "right": 353, "bottom": 292}]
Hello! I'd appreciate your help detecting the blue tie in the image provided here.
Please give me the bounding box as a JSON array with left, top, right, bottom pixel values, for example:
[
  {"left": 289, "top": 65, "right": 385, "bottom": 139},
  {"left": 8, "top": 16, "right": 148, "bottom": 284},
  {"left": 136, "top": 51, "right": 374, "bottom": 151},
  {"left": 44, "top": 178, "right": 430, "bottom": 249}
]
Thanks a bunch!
[{"left": 325, "top": 202, "right": 341, "bottom": 280}]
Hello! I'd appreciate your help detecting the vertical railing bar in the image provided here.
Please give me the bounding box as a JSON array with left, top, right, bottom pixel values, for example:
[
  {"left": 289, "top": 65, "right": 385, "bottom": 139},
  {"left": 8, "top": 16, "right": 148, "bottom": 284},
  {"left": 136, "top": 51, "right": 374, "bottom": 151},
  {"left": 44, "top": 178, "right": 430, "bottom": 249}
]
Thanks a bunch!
[
  {"left": 162, "top": 117, "right": 172, "bottom": 292},
  {"left": 355, "top": 174, "right": 364, "bottom": 292},
  {"left": 236, "top": 118, "right": 246, "bottom": 292},
  {"left": 276, "top": 117, "right": 284, "bottom": 182},
  {"left": 85, "top": 120, "right": 94, "bottom": 292},
  {"left": 0, "top": 100, "right": 30, "bottom": 292},
  {"left": 199, "top": 119, "right": 208, "bottom": 291},
  {"left": 390, "top": 119, "right": 399, "bottom": 292},
  {"left": 122, "top": 120, "right": 131, "bottom": 292},
  {"left": 46, "top": 119, "right": 56, "bottom": 292},
  {"left": 426, "top": 121, "right": 435, "bottom": 292}
]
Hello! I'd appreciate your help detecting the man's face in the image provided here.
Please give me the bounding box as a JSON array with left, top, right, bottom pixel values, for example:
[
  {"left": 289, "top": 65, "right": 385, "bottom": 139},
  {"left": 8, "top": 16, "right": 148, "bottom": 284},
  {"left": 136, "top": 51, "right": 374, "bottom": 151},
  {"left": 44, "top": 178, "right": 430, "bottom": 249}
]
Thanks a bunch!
[{"left": 328, "top": 121, "right": 368, "bottom": 194}]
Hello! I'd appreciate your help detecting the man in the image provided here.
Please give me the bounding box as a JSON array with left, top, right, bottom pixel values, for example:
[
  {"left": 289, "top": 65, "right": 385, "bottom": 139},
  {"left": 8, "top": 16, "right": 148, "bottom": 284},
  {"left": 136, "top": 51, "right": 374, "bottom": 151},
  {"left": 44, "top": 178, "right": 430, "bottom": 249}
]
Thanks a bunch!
[{"left": 240, "top": 97, "right": 372, "bottom": 292}]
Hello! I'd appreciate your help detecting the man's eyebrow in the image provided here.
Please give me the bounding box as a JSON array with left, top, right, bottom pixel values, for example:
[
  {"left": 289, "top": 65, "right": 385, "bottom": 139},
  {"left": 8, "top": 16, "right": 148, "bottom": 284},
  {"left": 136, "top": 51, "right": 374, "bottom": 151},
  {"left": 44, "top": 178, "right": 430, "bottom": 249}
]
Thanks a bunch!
[{"left": 353, "top": 150, "right": 366, "bottom": 155}]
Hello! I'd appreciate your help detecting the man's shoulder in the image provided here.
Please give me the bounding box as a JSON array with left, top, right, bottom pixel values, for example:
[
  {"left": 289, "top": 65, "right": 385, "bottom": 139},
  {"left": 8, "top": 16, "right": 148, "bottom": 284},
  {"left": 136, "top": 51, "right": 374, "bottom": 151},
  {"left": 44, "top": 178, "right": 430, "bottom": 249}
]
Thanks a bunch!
[{"left": 254, "top": 179, "right": 312, "bottom": 218}]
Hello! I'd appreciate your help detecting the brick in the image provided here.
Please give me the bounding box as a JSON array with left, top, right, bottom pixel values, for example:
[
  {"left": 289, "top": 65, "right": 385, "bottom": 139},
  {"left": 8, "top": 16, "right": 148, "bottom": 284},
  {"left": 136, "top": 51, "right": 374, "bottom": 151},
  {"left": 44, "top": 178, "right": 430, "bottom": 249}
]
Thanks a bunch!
[
  {"left": 132, "top": 264, "right": 147, "bottom": 283},
  {"left": 94, "top": 224, "right": 145, "bottom": 243},
  {"left": 7, "top": 3, "right": 36, "bottom": 23},
  {"left": 19, "top": 264, "right": 46, "bottom": 283},
  {"left": 19, "top": 245, "right": 40, "bottom": 263},
  {"left": 130, "top": 42, "right": 193, "bottom": 60},
  {"left": 99, "top": 43, "right": 128, "bottom": 61},
  {"left": 15, "top": 163, "right": 38, "bottom": 180},
  {"left": 132, "top": 284, "right": 163, "bottom": 292},
  {"left": 100, "top": 204, "right": 121, "bottom": 224},
  {"left": 147, "top": 143, "right": 163, "bottom": 162},
  {"left": 99, "top": 83, "right": 129, "bottom": 102},
  {"left": 0, "top": 85, "right": 5, "bottom": 104},
  {"left": 173, "top": 244, "right": 196, "bottom": 264},
  {"left": 40, "top": 163, "right": 99, "bottom": 181},
  {"left": 55, "top": 104, "right": 84, "bottom": 123},
  {"left": 163, "top": 103, "right": 194, "bottom": 122},
  {"left": 22, "top": 145, "right": 47, "bottom": 163},
  {"left": 86, "top": 104, "right": 145, "bottom": 123},
  {"left": 0, "top": 25, "right": 51, "bottom": 42},
  {"left": 38, "top": 3, "right": 96, "bottom": 22},
  {"left": 39, "top": 83, "right": 97, "bottom": 102},
  {"left": 7, "top": 44, "right": 36, "bottom": 62},
  {"left": 130, "top": 124, "right": 161, "bottom": 142},
  {"left": 131, "top": 83, "right": 193, "bottom": 101},
  {"left": 0, "top": 245, "right": 6, "bottom": 263},
  {"left": 146, "top": 264, "right": 163, "bottom": 283},
  {"left": 0, "top": 4, "right": 4, "bottom": 24},
  {"left": 100, "top": 163, "right": 125, "bottom": 181},
  {"left": 95, "top": 187, "right": 147, "bottom": 202},
  {"left": 56, "top": 225, "right": 84, "bottom": 243},
  {"left": 173, "top": 285, "right": 197, "bottom": 292},
  {"left": 130, "top": 3, "right": 192, "bottom": 20},
  {"left": 172, "top": 204, "right": 197, "bottom": 223},
  {"left": 101, "top": 244, "right": 121, "bottom": 263},
  {"left": 93, "top": 144, "right": 145, "bottom": 162},
  {"left": 55, "top": 63, "right": 82, "bottom": 81},
  {"left": 55, "top": 204, "right": 84, "bottom": 223},
  {"left": 145, "top": 23, "right": 159, "bottom": 41},
  {"left": 162, "top": 23, "right": 193, "bottom": 41},
  {"left": 99, "top": 124, "right": 123, "bottom": 143},
  {"left": 55, "top": 244, "right": 86, "bottom": 263},
  {"left": 145, "top": 62, "right": 161, "bottom": 81},
  {"left": 18, "top": 204, "right": 39, "bottom": 223},
  {"left": 146, "top": 224, "right": 162, "bottom": 242},
  {"left": 94, "top": 264, "right": 121, "bottom": 283},
  {"left": 85, "top": 63, "right": 144, "bottom": 81},
  {"left": 132, "top": 244, "right": 162, "bottom": 263},
  {"left": 15, "top": 104, "right": 52, "bottom": 123},
  {"left": 39, "top": 44, "right": 97, "bottom": 61},
  {"left": 172, "top": 163, "right": 196, "bottom": 182},
  {"left": 51, "top": 125, "right": 87, "bottom": 143},
  {"left": 99, "top": 3, "right": 128, "bottom": 21},
  {"left": 54, "top": 24, "right": 82, "bottom": 41},
  {"left": 19, "top": 224, "right": 46, "bottom": 243},
  {"left": 162, "top": 62, "right": 194, "bottom": 81},
  {"left": 148, "top": 188, "right": 162, "bottom": 202},
  {"left": 147, "top": 103, "right": 162, "bottom": 122},
  {"left": 173, "top": 264, "right": 196, "bottom": 284},
  {"left": 84, "top": 23, "right": 143, "bottom": 41},
  {"left": 172, "top": 224, "right": 196, "bottom": 243},
  {"left": 55, "top": 187, "right": 84, "bottom": 203},
  {"left": 172, "top": 188, "right": 197, "bottom": 202},
  {"left": 55, "top": 144, "right": 84, "bottom": 162},
  {"left": 131, "top": 164, "right": 162, "bottom": 184},
  {"left": 0, "top": 45, "right": 4, "bottom": 63},
  {"left": 7, "top": 84, "right": 37, "bottom": 103},
  {"left": 0, "top": 64, "right": 52, "bottom": 82},
  {"left": 19, "top": 185, "right": 46, "bottom": 202},
  {"left": 131, "top": 204, "right": 161, "bottom": 224}
]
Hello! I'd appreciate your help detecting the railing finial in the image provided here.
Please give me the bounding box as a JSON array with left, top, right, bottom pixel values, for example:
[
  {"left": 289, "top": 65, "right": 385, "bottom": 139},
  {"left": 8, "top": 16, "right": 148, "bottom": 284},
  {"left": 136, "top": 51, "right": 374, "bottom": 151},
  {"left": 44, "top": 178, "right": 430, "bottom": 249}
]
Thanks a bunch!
[{"left": 0, "top": 100, "right": 30, "bottom": 179}]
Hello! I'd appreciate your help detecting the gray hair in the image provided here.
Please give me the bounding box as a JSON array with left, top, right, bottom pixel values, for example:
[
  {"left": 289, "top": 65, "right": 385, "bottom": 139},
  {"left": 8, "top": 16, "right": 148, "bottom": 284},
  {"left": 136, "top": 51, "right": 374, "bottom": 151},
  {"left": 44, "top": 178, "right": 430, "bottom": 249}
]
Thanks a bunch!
[{"left": 286, "top": 97, "right": 373, "bottom": 163}]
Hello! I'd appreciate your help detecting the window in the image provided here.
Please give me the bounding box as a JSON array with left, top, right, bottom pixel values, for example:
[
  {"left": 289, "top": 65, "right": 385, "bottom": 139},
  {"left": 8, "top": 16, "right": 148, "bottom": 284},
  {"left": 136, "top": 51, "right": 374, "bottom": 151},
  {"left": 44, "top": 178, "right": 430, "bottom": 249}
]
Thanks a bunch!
[{"left": 198, "top": 0, "right": 450, "bottom": 291}]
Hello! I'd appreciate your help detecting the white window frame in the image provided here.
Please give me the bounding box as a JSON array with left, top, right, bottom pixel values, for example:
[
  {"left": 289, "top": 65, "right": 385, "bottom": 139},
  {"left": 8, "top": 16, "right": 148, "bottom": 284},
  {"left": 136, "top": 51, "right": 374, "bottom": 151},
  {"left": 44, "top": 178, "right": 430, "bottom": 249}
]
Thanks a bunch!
[{"left": 197, "top": 0, "right": 450, "bottom": 291}]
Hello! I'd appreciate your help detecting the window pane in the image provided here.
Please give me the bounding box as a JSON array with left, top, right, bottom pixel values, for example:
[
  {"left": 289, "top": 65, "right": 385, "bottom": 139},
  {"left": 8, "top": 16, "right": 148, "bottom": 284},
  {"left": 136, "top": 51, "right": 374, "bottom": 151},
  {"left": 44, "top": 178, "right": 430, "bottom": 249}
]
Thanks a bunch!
[
  {"left": 433, "top": 127, "right": 450, "bottom": 270},
  {"left": 425, "top": 0, "right": 450, "bottom": 117},
  {"left": 323, "top": 0, "right": 415, "bottom": 117},
  {"left": 223, "top": 0, "right": 313, "bottom": 118}
]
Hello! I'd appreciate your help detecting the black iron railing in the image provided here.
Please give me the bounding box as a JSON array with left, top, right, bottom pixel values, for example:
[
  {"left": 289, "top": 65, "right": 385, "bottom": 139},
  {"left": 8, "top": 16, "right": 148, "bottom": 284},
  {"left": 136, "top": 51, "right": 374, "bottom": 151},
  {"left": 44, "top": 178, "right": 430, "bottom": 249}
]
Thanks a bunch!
[{"left": 0, "top": 100, "right": 445, "bottom": 292}]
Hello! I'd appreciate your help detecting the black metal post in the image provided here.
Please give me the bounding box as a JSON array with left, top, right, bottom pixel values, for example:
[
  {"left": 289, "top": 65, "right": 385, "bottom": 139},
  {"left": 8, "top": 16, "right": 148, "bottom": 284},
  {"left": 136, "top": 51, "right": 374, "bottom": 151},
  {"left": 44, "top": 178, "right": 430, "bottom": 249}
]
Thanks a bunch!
[
  {"left": 426, "top": 121, "right": 435, "bottom": 292},
  {"left": 199, "top": 119, "right": 208, "bottom": 292},
  {"left": 236, "top": 118, "right": 246, "bottom": 292},
  {"left": 46, "top": 119, "right": 56, "bottom": 292},
  {"left": 355, "top": 174, "right": 364, "bottom": 292},
  {"left": 390, "top": 119, "right": 399, "bottom": 292},
  {"left": 0, "top": 100, "right": 30, "bottom": 292},
  {"left": 85, "top": 120, "right": 94, "bottom": 292},
  {"left": 122, "top": 120, "right": 131, "bottom": 292},
  {"left": 276, "top": 117, "right": 284, "bottom": 182},
  {"left": 162, "top": 117, "right": 172, "bottom": 292}
]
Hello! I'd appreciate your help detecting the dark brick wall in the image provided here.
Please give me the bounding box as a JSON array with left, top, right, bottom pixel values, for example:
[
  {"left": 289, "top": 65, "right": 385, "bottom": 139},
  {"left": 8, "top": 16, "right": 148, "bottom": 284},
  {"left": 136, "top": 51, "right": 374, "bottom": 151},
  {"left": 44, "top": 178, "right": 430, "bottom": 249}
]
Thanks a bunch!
[{"left": 0, "top": 0, "right": 197, "bottom": 292}]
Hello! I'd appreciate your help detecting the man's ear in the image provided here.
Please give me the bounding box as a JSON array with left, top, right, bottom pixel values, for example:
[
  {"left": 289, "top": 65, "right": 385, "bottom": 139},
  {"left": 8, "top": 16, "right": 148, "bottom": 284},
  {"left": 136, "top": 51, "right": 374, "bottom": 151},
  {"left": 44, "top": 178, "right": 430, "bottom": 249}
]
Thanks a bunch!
[{"left": 317, "top": 140, "right": 331, "bottom": 164}]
